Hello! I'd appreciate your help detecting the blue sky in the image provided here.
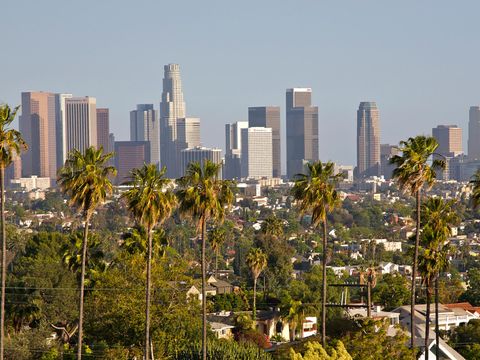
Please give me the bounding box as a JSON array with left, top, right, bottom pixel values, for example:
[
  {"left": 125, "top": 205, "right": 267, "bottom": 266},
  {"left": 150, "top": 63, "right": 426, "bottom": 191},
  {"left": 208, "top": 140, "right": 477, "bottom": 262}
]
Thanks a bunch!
[{"left": 2, "top": 0, "right": 479, "bottom": 168}]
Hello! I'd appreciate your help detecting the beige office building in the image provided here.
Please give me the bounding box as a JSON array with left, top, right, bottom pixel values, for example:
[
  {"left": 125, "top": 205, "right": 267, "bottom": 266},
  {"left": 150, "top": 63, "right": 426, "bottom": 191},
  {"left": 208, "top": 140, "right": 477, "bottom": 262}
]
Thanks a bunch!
[
  {"left": 357, "top": 102, "right": 380, "bottom": 178},
  {"left": 64, "top": 97, "right": 97, "bottom": 159},
  {"left": 96, "top": 108, "right": 110, "bottom": 153},
  {"left": 241, "top": 127, "right": 273, "bottom": 179},
  {"left": 432, "top": 125, "right": 463, "bottom": 157},
  {"left": 177, "top": 117, "right": 201, "bottom": 151},
  {"left": 19, "top": 91, "right": 57, "bottom": 180},
  {"left": 249, "top": 106, "right": 281, "bottom": 178}
]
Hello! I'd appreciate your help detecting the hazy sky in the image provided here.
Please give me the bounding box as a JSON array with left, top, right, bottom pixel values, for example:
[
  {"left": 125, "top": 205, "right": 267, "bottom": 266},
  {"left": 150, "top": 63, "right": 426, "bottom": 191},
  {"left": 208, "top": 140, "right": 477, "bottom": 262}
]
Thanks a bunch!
[{"left": 2, "top": 0, "right": 479, "bottom": 168}]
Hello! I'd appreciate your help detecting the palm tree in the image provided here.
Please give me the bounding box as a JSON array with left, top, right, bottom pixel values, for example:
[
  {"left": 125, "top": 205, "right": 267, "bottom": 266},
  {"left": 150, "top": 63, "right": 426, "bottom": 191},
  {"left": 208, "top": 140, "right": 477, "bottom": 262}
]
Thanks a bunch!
[
  {"left": 57, "top": 146, "right": 116, "bottom": 360},
  {"left": 281, "top": 299, "right": 303, "bottom": 341},
  {"left": 208, "top": 227, "right": 226, "bottom": 277},
  {"left": 0, "top": 104, "right": 27, "bottom": 359},
  {"left": 260, "top": 215, "right": 284, "bottom": 238},
  {"left": 291, "top": 161, "right": 341, "bottom": 347},
  {"left": 470, "top": 169, "right": 480, "bottom": 209},
  {"left": 176, "top": 160, "right": 234, "bottom": 360},
  {"left": 121, "top": 164, "right": 176, "bottom": 360},
  {"left": 420, "top": 197, "right": 459, "bottom": 359},
  {"left": 390, "top": 136, "right": 444, "bottom": 348},
  {"left": 246, "top": 247, "right": 267, "bottom": 321}
]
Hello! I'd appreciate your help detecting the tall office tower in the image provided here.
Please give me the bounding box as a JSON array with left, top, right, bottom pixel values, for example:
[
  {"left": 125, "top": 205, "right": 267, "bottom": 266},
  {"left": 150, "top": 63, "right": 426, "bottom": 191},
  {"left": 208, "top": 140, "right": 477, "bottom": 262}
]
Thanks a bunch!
[
  {"left": 55, "top": 93, "right": 73, "bottom": 168},
  {"left": 5, "top": 153, "right": 22, "bottom": 188},
  {"left": 356, "top": 102, "right": 380, "bottom": 178},
  {"left": 248, "top": 106, "right": 281, "bottom": 177},
  {"left": 180, "top": 146, "right": 223, "bottom": 179},
  {"left": 19, "top": 91, "right": 57, "bottom": 180},
  {"left": 432, "top": 125, "right": 463, "bottom": 180},
  {"left": 160, "top": 64, "right": 186, "bottom": 178},
  {"left": 241, "top": 127, "right": 273, "bottom": 179},
  {"left": 469, "top": 106, "right": 480, "bottom": 160},
  {"left": 114, "top": 141, "right": 150, "bottom": 184},
  {"left": 96, "top": 108, "right": 110, "bottom": 153},
  {"left": 224, "top": 121, "right": 248, "bottom": 179},
  {"left": 177, "top": 117, "right": 201, "bottom": 151},
  {"left": 432, "top": 125, "right": 463, "bottom": 157},
  {"left": 130, "top": 104, "right": 160, "bottom": 168},
  {"left": 64, "top": 97, "right": 97, "bottom": 160},
  {"left": 286, "top": 88, "right": 319, "bottom": 179},
  {"left": 380, "top": 144, "right": 399, "bottom": 180}
]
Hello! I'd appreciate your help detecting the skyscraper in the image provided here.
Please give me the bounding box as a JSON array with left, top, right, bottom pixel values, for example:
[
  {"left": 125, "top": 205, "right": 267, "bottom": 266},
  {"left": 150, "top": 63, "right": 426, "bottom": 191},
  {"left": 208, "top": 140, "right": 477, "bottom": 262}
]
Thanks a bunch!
[
  {"left": 96, "top": 108, "right": 110, "bottom": 153},
  {"left": 64, "top": 97, "right": 97, "bottom": 159},
  {"left": 177, "top": 117, "right": 201, "bottom": 151},
  {"left": 432, "top": 125, "right": 463, "bottom": 157},
  {"left": 469, "top": 106, "right": 480, "bottom": 160},
  {"left": 180, "top": 146, "right": 222, "bottom": 179},
  {"left": 286, "top": 88, "right": 319, "bottom": 179},
  {"left": 241, "top": 127, "right": 273, "bottom": 179},
  {"left": 248, "top": 106, "right": 281, "bottom": 177},
  {"left": 224, "top": 120, "right": 248, "bottom": 179},
  {"left": 114, "top": 141, "right": 150, "bottom": 184},
  {"left": 130, "top": 104, "right": 160, "bottom": 168},
  {"left": 380, "top": 144, "right": 399, "bottom": 180},
  {"left": 19, "top": 91, "right": 57, "bottom": 179},
  {"left": 55, "top": 93, "right": 73, "bottom": 169},
  {"left": 356, "top": 102, "right": 380, "bottom": 178},
  {"left": 160, "top": 64, "right": 186, "bottom": 178}
]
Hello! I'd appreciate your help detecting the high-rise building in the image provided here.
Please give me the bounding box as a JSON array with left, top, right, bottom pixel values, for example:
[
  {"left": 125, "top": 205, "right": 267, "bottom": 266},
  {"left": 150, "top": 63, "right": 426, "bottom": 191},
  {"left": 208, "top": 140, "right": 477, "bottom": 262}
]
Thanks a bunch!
[
  {"left": 160, "top": 64, "right": 186, "bottom": 178},
  {"left": 468, "top": 107, "right": 480, "bottom": 160},
  {"left": 286, "top": 88, "right": 319, "bottom": 178},
  {"left": 114, "top": 141, "right": 150, "bottom": 184},
  {"left": 19, "top": 91, "right": 57, "bottom": 180},
  {"left": 177, "top": 117, "right": 201, "bottom": 151},
  {"left": 241, "top": 127, "right": 273, "bottom": 179},
  {"left": 96, "top": 108, "right": 110, "bottom": 153},
  {"left": 130, "top": 104, "right": 160, "bottom": 168},
  {"left": 224, "top": 121, "right": 248, "bottom": 179},
  {"left": 248, "top": 106, "right": 281, "bottom": 177},
  {"left": 380, "top": 144, "right": 399, "bottom": 180},
  {"left": 55, "top": 93, "right": 73, "bottom": 169},
  {"left": 64, "top": 97, "right": 97, "bottom": 159},
  {"left": 432, "top": 125, "right": 463, "bottom": 157},
  {"left": 5, "top": 153, "right": 22, "bottom": 188},
  {"left": 356, "top": 102, "right": 380, "bottom": 178},
  {"left": 180, "top": 146, "right": 222, "bottom": 179}
]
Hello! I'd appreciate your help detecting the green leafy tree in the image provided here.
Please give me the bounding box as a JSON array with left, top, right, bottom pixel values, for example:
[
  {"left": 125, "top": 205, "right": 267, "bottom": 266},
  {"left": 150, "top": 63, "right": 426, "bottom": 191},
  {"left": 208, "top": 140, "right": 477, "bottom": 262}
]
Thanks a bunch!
[
  {"left": 291, "top": 161, "right": 341, "bottom": 347},
  {"left": 460, "top": 269, "right": 480, "bottom": 306},
  {"left": 281, "top": 299, "right": 304, "bottom": 341},
  {"left": 246, "top": 247, "right": 267, "bottom": 320},
  {"left": 261, "top": 215, "right": 284, "bottom": 238},
  {"left": 449, "top": 319, "right": 480, "bottom": 360},
  {"left": 176, "top": 160, "right": 234, "bottom": 360},
  {"left": 372, "top": 273, "right": 410, "bottom": 311},
  {"left": 470, "top": 169, "right": 480, "bottom": 209},
  {"left": 121, "top": 164, "right": 176, "bottom": 360},
  {"left": 390, "top": 135, "right": 444, "bottom": 348},
  {"left": 57, "top": 146, "right": 116, "bottom": 359},
  {"left": 0, "top": 104, "right": 27, "bottom": 359},
  {"left": 288, "top": 340, "right": 352, "bottom": 360}
]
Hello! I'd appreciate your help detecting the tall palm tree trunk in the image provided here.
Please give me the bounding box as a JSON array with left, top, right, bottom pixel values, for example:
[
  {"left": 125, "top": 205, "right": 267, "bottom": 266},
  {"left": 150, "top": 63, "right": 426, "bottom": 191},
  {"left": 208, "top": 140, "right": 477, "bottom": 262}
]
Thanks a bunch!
[
  {"left": 435, "top": 276, "right": 440, "bottom": 359},
  {"left": 410, "top": 189, "right": 421, "bottom": 349},
  {"left": 253, "top": 277, "right": 257, "bottom": 321},
  {"left": 0, "top": 167, "right": 5, "bottom": 360},
  {"left": 144, "top": 229, "right": 153, "bottom": 360},
  {"left": 201, "top": 218, "right": 207, "bottom": 360},
  {"left": 425, "top": 286, "right": 431, "bottom": 360},
  {"left": 77, "top": 212, "right": 91, "bottom": 360},
  {"left": 321, "top": 218, "right": 328, "bottom": 348}
]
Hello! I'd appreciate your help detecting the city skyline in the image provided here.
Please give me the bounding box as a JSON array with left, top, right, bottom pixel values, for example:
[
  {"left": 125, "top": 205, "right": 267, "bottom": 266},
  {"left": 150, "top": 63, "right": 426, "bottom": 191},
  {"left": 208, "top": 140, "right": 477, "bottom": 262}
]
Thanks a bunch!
[{"left": 3, "top": 1, "right": 480, "bottom": 166}]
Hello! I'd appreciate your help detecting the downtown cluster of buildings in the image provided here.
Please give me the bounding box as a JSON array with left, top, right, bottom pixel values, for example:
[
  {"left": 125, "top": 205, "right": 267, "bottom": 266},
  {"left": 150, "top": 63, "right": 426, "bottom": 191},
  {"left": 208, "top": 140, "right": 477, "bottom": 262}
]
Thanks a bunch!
[{"left": 7, "top": 63, "right": 480, "bottom": 191}]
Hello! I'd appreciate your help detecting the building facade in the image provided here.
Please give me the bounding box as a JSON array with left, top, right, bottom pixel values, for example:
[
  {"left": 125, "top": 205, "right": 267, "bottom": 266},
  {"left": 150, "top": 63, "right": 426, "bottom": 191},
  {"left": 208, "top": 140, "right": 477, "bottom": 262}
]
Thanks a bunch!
[
  {"left": 241, "top": 127, "right": 273, "bottom": 179},
  {"left": 286, "top": 88, "right": 319, "bottom": 179},
  {"left": 114, "top": 141, "right": 150, "bottom": 184},
  {"left": 468, "top": 106, "right": 480, "bottom": 160},
  {"left": 432, "top": 125, "right": 463, "bottom": 157},
  {"left": 64, "top": 97, "right": 97, "bottom": 160},
  {"left": 248, "top": 106, "right": 281, "bottom": 177},
  {"left": 224, "top": 121, "right": 248, "bottom": 180},
  {"left": 160, "top": 64, "right": 186, "bottom": 178},
  {"left": 357, "top": 102, "right": 380, "bottom": 178},
  {"left": 177, "top": 117, "right": 201, "bottom": 152},
  {"left": 130, "top": 104, "right": 160, "bottom": 168},
  {"left": 96, "top": 108, "right": 110, "bottom": 153},
  {"left": 180, "top": 146, "right": 222, "bottom": 178},
  {"left": 380, "top": 144, "right": 399, "bottom": 180}
]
